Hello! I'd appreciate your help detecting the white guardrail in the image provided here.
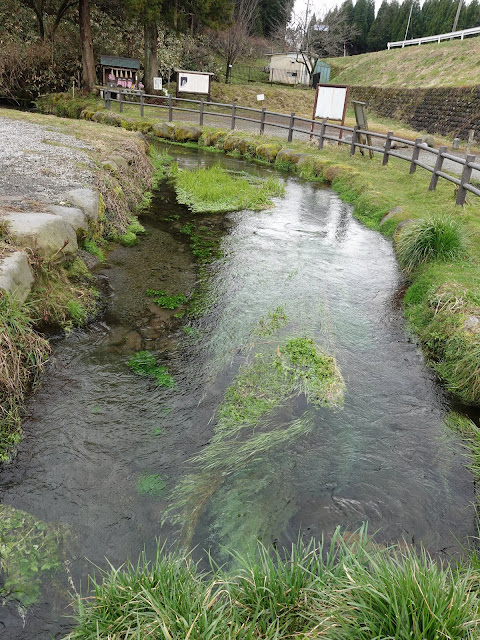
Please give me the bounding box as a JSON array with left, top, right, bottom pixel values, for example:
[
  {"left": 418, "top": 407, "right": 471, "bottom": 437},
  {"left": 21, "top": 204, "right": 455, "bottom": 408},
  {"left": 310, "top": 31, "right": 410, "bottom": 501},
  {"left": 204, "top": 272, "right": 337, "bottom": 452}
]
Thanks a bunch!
[{"left": 387, "top": 25, "right": 480, "bottom": 48}]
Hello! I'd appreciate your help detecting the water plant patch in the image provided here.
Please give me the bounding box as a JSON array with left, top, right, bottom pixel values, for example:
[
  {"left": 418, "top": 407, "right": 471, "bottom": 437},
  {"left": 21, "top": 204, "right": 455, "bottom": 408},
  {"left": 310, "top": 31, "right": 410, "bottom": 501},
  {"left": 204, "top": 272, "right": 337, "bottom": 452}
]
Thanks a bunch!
[
  {"left": 146, "top": 289, "right": 188, "bottom": 309},
  {"left": 136, "top": 473, "right": 166, "bottom": 496},
  {"left": 127, "top": 351, "right": 175, "bottom": 387},
  {"left": 0, "top": 504, "right": 64, "bottom": 608},
  {"left": 171, "top": 164, "right": 285, "bottom": 214}
]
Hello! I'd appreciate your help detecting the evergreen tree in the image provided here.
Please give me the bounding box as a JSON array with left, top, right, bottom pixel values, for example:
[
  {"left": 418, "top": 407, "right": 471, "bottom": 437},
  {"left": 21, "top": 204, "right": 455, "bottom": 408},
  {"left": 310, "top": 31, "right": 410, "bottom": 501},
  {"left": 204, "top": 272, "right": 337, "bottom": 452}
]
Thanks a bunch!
[{"left": 366, "top": 0, "right": 398, "bottom": 50}]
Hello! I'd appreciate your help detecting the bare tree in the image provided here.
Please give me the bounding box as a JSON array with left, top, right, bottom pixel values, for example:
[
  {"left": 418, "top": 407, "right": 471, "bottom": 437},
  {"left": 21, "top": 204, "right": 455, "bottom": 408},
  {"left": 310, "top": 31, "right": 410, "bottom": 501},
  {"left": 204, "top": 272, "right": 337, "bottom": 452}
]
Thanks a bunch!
[
  {"left": 211, "top": 0, "right": 259, "bottom": 83},
  {"left": 19, "top": 0, "right": 77, "bottom": 41}
]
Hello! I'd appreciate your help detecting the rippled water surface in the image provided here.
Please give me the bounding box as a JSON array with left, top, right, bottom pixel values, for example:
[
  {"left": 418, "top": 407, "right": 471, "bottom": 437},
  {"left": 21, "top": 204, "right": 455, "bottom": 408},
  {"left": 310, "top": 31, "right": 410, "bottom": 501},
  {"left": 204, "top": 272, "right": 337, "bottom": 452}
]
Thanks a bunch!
[{"left": 0, "top": 146, "right": 475, "bottom": 639}]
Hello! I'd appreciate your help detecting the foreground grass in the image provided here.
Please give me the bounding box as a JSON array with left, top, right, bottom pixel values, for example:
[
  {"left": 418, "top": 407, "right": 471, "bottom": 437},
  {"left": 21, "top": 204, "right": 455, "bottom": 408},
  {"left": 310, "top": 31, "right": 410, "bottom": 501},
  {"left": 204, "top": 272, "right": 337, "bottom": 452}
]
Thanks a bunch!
[{"left": 66, "top": 528, "right": 480, "bottom": 640}]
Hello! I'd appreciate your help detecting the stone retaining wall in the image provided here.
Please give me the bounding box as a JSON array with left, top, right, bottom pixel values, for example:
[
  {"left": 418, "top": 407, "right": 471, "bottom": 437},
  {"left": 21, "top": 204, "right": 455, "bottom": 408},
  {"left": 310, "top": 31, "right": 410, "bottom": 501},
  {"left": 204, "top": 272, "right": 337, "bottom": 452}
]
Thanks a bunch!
[{"left": 349, "top": 85, "right": 480, "bottom": 140}]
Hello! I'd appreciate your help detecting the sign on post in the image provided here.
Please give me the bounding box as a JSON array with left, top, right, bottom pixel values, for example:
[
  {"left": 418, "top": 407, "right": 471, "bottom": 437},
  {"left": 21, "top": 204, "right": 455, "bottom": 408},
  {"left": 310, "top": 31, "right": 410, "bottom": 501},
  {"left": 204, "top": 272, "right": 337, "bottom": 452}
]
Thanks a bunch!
[
  {"left": 153, "top": 77, "right": 162, "bottom": 91},
  {"left": 311, "top": 84, "right": 349, "bottom": 141},
  {"left": 175, "top": 70, "right": 214, "bottom": 101}
]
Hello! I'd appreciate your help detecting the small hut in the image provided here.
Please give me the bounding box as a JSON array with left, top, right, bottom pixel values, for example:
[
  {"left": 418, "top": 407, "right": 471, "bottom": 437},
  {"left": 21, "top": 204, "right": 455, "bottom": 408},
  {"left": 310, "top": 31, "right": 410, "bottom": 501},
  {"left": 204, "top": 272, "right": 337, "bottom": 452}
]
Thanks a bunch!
[{"left": 100, "top": 55, "right": 141, "bottom": 90}]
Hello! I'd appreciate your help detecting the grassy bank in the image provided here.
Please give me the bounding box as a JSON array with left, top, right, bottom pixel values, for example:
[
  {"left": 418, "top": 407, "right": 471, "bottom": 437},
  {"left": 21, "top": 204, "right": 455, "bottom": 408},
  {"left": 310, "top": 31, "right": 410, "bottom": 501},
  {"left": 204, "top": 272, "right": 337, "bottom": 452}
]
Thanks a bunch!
[
  {"left": 67, "top": 528, "right": 480, "bottom": 640},
  {"left": 326, "top": 37, "right": 480, "bottom": 88}
]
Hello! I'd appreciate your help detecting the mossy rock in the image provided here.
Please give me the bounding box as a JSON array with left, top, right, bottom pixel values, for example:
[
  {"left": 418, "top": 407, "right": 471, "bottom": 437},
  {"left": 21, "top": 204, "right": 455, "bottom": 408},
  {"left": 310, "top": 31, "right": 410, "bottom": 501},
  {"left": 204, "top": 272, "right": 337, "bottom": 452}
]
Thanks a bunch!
[
  {"left": 312, "top": 158, "right": 333, "bottom": 176},
  {"left": 323, "top": 164, "right": 358, "bottom": 182},
  {"left": 255, "top": 143, "right": 282, "bottom": 163},
  {"left": 211, "top": 131, "right": 228, "bottom": 148},
  {"left": 134, "top": 121, "right": 154, "bottom": 134},
  {"left": 153, "top": 122, "right": 176, "bottom": 140},
  {"left": 174, "top": 124, "right": 202, "bottom": 142},
  {"left": 275, "top": 148, "right": 305, "bottom": 165},
  {"left": 236, "top": 138, "right": 258, "bottom": 156},
  {"left": 101, "top": 160, "right": 119, "bottom": 173},
  {"left": 120, "top": 118, "right": 136, "bottom": 131},
  {"left": 102, "top": 112, "right": 122, "bottom": 127},
  {"left": 223, "top": 135, "right": 243, "bottom": 152},
  {"left": 296, "top": 154, "right": 316, "bottom": 171},
  {"left": 93, "top": 111, "right": 106, "bottom": 123},
  {"left": 80, "top": 109, "right": 95, "bottom": 121}
]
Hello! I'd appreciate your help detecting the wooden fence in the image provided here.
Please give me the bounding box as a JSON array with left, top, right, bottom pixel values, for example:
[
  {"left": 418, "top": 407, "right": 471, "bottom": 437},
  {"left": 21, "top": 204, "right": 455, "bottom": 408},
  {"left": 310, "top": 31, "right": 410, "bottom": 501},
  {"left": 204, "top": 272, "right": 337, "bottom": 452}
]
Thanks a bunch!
[{"left": 103, "top": 88, "right": 480, "bottom": 205}]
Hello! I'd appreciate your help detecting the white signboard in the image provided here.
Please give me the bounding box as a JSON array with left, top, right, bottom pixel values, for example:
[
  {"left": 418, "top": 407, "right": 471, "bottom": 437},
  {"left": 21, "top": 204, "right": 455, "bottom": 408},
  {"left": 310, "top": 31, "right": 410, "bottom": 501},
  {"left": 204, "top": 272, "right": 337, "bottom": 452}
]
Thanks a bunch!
[
  {"left": 153, "top": 77, "right": 162, "bottom": 90},
  {"left": 314, "top": 86, "right": 348, "bottom": 120},
  {"left": 177, "top": 72, "right": 210, "bottom": 95},
  {"left": 257, "top": 93, "right": 265, "bottom": 101}
]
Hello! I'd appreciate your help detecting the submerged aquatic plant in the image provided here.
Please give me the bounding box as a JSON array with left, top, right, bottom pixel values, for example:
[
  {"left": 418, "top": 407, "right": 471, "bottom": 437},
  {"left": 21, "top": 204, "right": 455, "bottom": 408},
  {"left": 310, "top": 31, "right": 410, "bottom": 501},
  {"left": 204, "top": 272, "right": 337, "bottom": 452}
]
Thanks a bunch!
[
  {"left": 395, "top": 215, "right": 467, "bottom": 274},
  {"left": 165, "top": 304, "right": 345, "bottom": 547},
  {"left": 146, "top": 289, "right": 187, "bottom": 309},
  {"left": 137, "top": 473, "right": 166, "bottom": 496},
  {"left": 172, "top": 164, "right": 285, "bottom": 214},
  {"left": 0, "top": 505, "right": 63, "bottom": 608},
  {"left": 127, "top": 351, "right": 175, "bottom": 387}
]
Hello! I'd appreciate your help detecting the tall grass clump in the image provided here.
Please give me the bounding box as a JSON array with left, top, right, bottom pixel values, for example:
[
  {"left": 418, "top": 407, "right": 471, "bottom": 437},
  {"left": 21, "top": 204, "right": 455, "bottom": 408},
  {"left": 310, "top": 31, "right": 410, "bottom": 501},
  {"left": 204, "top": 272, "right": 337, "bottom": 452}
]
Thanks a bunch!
[
  {"left": 0, "top": 295, "right": 50, "bottom": 460},
  {"left": 327, "top": 544, "right": 480, "bottom": 640},
  {"left": 66, "top": 529, "right": 480, "bottom": 640},
  {"left": 68, "top": 546, "right": 229, "bottom": 640},
  {"left": 395, "top": 215, "right": 467, "bottom": 274}
]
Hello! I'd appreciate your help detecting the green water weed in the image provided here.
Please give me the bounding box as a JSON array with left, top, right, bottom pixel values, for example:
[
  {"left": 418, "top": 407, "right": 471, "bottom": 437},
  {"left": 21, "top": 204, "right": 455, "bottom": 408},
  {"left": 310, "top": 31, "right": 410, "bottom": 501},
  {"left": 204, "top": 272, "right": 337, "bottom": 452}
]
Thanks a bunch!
[
  {"left": 0, "top": 505, "right": 63, "bottom": 608},
  {"left": 173, "top": 164, "right": 285, "bottom": 214},
  {"left": 127, "top": 351, "right": 175, "bottom": 387},
  {"left": 136, "top": 473, "right": 166, "bottom": 496},
  {"left": 146, "top": 289, "right": 187, "bottom": 309}
]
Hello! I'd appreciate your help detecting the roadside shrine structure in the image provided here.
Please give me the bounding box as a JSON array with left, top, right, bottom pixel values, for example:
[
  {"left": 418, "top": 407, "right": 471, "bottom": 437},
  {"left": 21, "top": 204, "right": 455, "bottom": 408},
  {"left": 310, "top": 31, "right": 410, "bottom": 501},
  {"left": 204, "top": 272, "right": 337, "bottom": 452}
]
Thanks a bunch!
[{"left": 100, "top": 55, "right": 141, "bottom": 90}]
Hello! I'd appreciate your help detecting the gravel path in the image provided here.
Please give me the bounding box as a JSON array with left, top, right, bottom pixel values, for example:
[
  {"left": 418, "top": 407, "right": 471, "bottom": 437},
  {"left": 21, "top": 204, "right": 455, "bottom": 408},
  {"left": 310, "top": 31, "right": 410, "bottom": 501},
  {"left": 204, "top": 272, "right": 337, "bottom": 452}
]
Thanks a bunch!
[{"left": 0, "top": 117, "right": 94, "bottom": 205}]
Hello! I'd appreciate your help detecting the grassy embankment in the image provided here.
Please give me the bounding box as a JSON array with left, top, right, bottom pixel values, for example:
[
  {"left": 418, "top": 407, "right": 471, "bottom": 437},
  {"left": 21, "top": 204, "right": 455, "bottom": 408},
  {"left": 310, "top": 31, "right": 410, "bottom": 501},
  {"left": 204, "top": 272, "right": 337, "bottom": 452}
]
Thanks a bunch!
[
  {"left": 0, "top": 106, "right": 155, "bottom": 461},
  {"left": 326, "top": 37, "right": 480, "bottom": 89}
]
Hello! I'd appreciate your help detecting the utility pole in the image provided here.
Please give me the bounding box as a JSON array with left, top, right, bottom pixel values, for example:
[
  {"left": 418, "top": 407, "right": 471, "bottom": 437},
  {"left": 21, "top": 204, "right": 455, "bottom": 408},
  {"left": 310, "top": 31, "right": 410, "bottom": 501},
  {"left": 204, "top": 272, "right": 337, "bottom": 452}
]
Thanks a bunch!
[
  {"left": 404, "top": 1, "right": 414, "bottom": 41},
  {"left": 452, "top": 0, "right": 464, "bottom": 32}
]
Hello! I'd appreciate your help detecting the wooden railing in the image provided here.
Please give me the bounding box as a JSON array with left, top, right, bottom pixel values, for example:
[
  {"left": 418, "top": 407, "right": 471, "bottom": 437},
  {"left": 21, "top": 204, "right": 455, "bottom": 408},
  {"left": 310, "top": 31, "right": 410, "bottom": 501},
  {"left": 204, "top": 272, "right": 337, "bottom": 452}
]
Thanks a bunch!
[{"left": 103, "top": 88, "right": 479, "bottom": 205}]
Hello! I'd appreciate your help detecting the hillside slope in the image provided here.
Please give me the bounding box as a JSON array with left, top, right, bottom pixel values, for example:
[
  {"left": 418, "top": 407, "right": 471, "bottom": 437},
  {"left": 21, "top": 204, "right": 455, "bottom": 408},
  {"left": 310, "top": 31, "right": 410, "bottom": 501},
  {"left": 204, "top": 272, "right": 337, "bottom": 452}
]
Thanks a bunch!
[{"left": 326, "top": 37, "right": 480, "bottom": 88}]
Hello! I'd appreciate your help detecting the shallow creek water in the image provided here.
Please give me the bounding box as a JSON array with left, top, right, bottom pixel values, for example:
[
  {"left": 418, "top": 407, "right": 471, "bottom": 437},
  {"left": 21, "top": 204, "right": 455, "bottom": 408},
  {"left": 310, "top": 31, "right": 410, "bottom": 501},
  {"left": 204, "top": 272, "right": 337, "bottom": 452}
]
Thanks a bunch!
[{"left": 0, "top": 145, "right": 476, "bottom": 638}]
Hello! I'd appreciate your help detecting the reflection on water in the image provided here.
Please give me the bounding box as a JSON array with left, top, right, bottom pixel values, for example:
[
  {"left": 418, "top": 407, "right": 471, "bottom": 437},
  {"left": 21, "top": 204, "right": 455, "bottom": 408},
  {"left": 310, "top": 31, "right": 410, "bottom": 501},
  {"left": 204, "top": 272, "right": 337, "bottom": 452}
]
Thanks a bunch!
[{"left": 0, "top": 145, "right": 475, "bottom": 639}]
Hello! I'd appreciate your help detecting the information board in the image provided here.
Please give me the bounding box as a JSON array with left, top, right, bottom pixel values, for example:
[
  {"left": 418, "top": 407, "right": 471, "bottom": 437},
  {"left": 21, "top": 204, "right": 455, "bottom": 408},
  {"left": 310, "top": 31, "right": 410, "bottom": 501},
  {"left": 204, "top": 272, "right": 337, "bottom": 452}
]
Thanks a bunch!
[
  {"left": 153, "top": 77, "right": 162, "bottom": 91},
  {"left": 177, "top": 72, "right": 210, "bottom": 95},
  {"left": 314, "top": 85, "right": 348, "bottom": 120}
]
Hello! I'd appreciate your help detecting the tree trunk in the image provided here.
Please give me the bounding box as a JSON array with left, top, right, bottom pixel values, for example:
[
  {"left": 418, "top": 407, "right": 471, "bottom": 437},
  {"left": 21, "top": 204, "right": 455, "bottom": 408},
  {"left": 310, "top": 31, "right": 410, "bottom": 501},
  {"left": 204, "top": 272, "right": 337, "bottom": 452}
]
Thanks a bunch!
[
  {"left": 79, "top": 0, "right": 96, "bottom": 92},
  {"left": 143, "top": 20, "right": 158, "bottom": 94}
]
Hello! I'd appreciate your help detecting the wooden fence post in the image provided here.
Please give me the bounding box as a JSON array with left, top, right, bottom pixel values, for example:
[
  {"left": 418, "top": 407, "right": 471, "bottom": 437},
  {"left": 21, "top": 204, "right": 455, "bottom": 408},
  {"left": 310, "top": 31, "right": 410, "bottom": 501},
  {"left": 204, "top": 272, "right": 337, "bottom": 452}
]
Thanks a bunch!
[
  {"left": 168, "top": 95, "right": 173, "bottom": 122},
  {"left": 288, "top": 112, "right": 295, "bottom": 143},
  {"left": 429, "top": 146, "right": 447, "bottom": 191},
  {"left": 410, "top": 138, "right": 422, "bottom": 174},
  {"left": 318, "top": 118, "right": 327, "bottom": 150},
  {"left": 350, "top": 126, "right": 359, "bottom": 156},
  {"left": 105, "top": 89, "right": 111, "bottom": 110},
  {"left": 383, "top": 132, "right": 393, "bottom": 165},
  {"left": 456, "top": 154, "right": 475, "bottom": 205},
  {"left": 119, "top": 90, "right": 123, "bottom": 113},
  {"left": 140, "top": 92, "right": 144, "bottom": 117},
  {"left": 199, "top": 98, "right": 204, "bottom": 126},
  {"left": 260, "top": 107, "right": 266, "bottom": 134},
  {"left": 231, "top": 101, "right": 237, "bottom": 130}
]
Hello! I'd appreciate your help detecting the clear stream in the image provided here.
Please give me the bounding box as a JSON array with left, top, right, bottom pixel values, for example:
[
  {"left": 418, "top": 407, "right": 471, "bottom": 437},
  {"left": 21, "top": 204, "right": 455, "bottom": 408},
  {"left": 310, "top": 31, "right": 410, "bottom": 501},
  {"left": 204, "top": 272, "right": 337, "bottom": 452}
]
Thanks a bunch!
[{"left": 0, "top": 146, "right": 476, "bottom": 639}]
